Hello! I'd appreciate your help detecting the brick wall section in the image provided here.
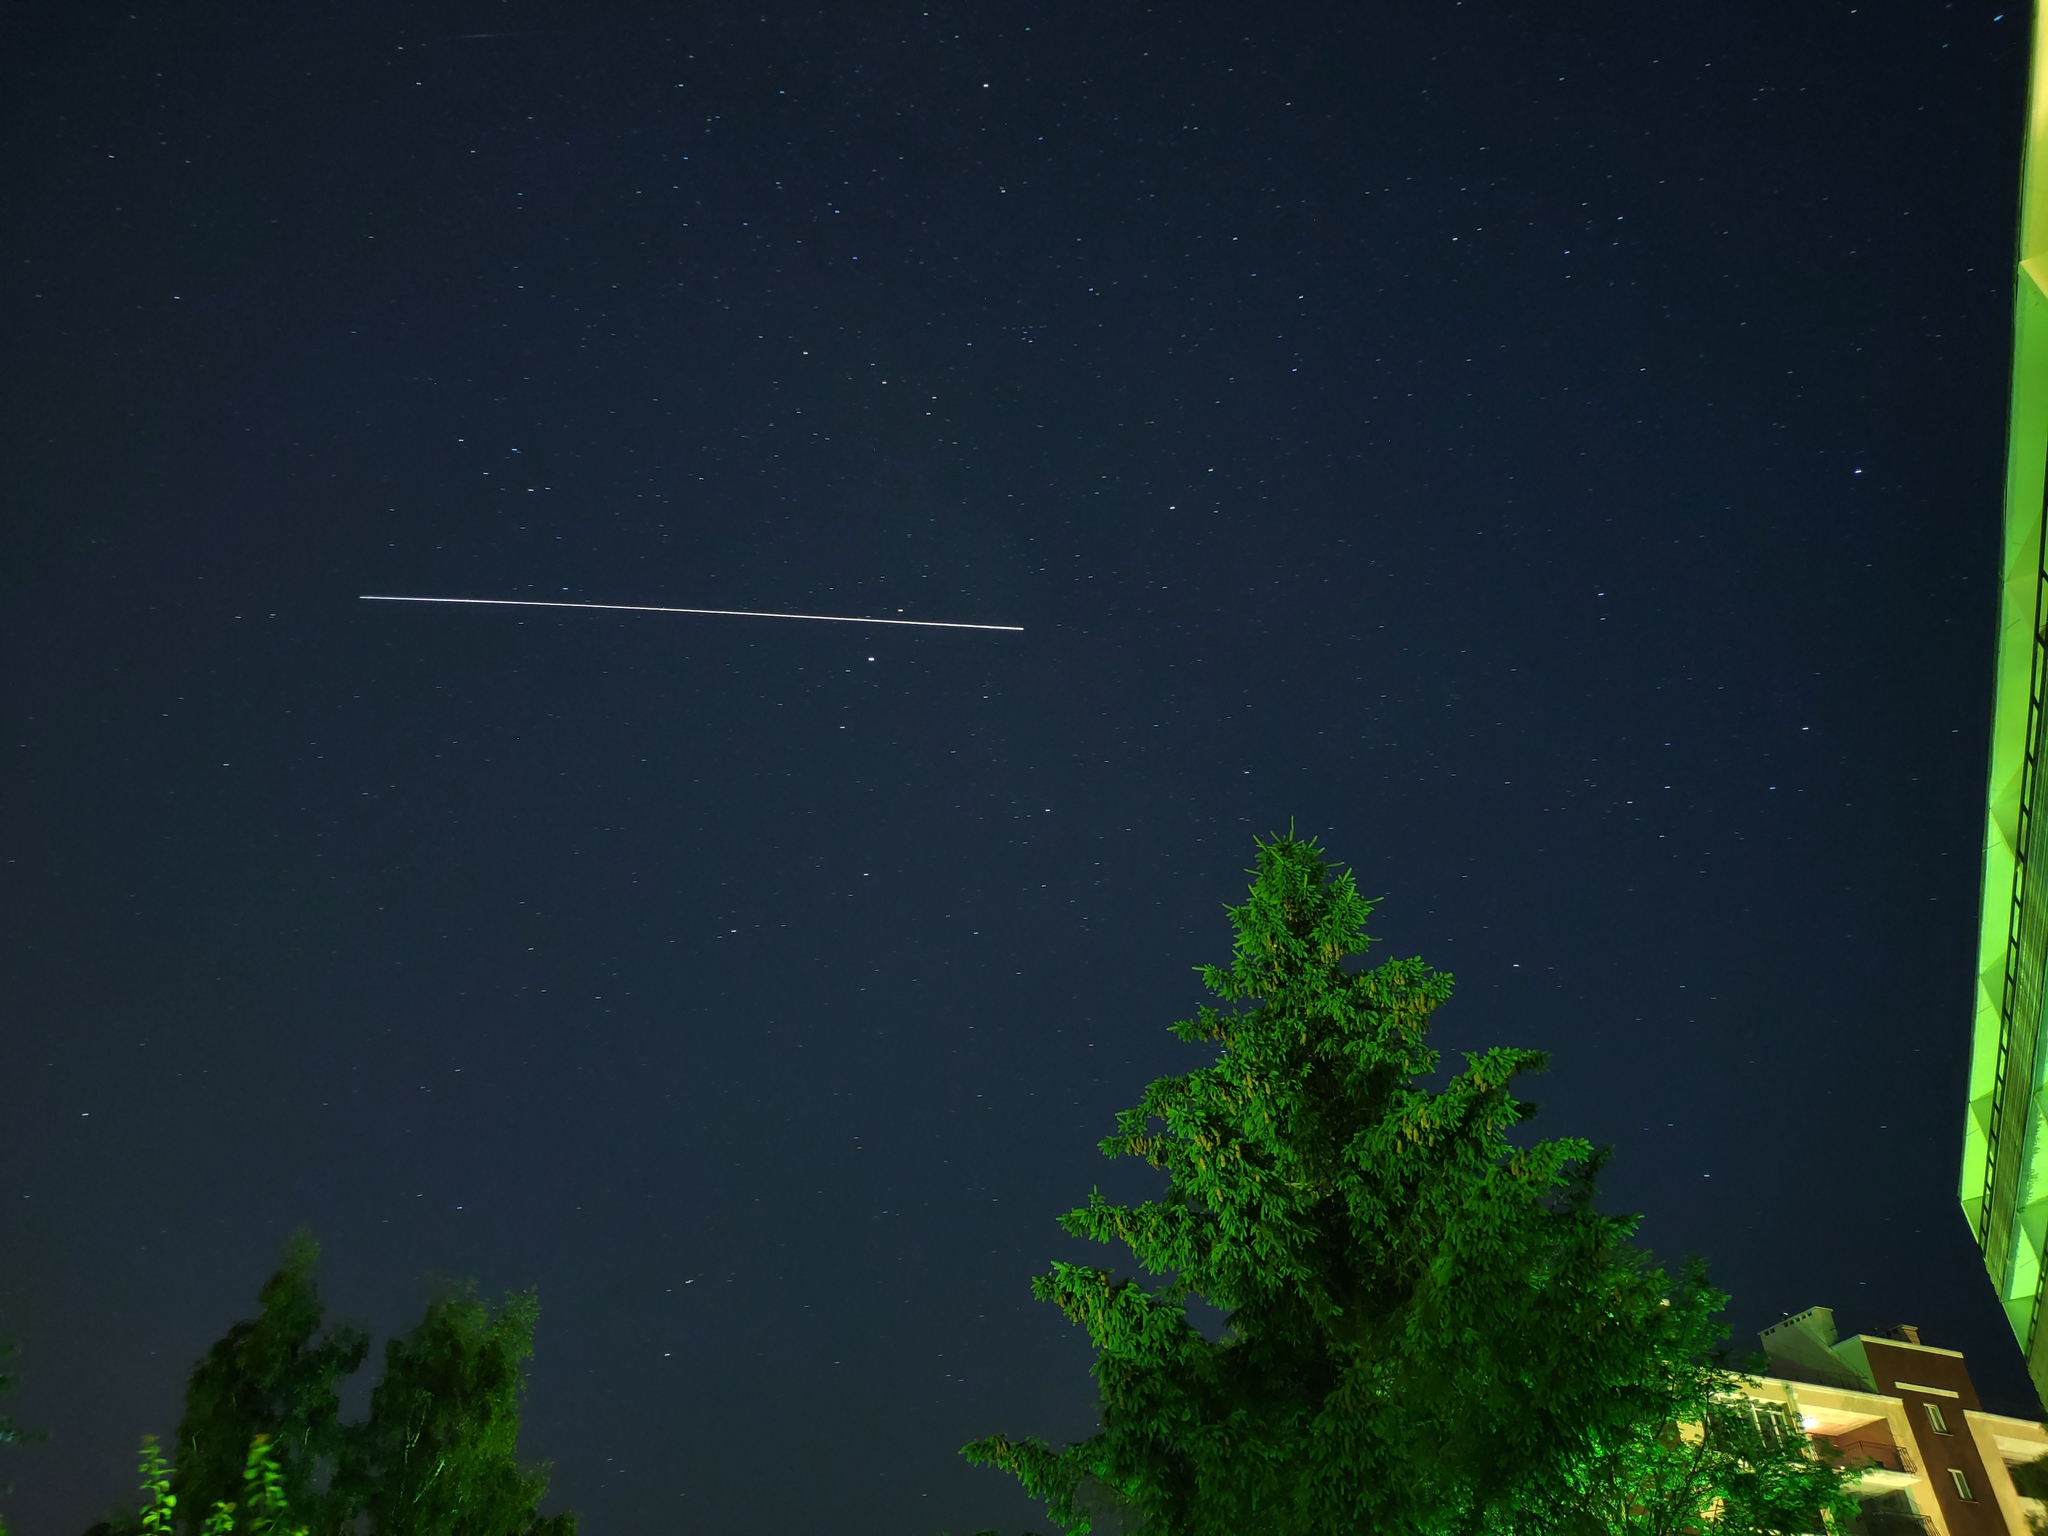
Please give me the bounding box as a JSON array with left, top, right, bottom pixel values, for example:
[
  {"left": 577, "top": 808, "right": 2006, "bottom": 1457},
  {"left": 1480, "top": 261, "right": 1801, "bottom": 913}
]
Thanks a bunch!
[{"left": 1860, "top": 1339, "right": 2010, "bottom": 1536}]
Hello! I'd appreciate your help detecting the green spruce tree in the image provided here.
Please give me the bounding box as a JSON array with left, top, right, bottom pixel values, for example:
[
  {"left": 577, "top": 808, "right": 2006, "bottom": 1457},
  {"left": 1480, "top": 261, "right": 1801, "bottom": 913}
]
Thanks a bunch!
[
  {"left": 341, "top": 1285, "right": 573, "bottom": 1536},
  {"left": 966, "top": 831, "right": 1859, "bottom": 1535},
  {"left": 172, "top": 1233, "right": 367, "bottom": 1536}
]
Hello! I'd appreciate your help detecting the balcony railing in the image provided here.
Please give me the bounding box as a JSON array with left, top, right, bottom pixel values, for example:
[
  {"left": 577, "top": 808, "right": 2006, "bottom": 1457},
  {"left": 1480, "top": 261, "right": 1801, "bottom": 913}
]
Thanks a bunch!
[{"left": 1831, "top": 1438, "right": 1917, "bottom": 1476}]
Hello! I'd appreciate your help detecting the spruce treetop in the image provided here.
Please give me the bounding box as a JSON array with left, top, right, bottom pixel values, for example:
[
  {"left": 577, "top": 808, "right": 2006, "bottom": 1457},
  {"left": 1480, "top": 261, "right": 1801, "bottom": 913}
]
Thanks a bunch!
[{"left": 968, "top": 832, "right": 1857, "bottom": 1535}]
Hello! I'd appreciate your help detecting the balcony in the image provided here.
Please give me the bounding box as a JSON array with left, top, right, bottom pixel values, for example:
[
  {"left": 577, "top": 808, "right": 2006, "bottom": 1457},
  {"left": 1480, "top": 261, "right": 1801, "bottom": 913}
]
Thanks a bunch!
[
  {"left": 1831, "top": 1438, "right": 1917, "bottom": 1476},
  {"left": 1821, "top": 1436, "right": 1921, "bottom": 1497}
]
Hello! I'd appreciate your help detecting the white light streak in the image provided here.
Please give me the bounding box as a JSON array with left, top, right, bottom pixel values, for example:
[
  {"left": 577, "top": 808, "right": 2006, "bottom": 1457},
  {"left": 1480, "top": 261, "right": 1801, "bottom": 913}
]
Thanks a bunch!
[{"left": 358, "top": 594, "right": 1022, "bottom": 632}]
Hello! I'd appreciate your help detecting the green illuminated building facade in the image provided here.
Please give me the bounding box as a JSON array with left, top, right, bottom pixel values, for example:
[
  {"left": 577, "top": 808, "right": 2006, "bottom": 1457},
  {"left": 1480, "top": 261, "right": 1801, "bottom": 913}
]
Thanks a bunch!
[{"left": 1964, "top": 5, "right": 2048, "bottom": 1411}]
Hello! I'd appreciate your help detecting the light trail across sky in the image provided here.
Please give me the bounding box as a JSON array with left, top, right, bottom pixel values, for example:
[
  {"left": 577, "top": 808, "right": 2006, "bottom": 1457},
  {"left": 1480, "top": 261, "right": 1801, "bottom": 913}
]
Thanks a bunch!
[{"left": 358, "top": 594, "right": 1024, "bottom": 632}]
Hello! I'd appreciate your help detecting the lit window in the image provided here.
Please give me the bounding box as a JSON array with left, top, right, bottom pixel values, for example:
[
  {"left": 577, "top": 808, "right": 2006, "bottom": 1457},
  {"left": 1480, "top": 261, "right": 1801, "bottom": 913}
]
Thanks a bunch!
[
  {"left": 1949, "top": 1467, "right": 1975, "bottom": 1501},
  {"left": 1926, "top": 1402, "right": 1950, "bottom": 1435}
]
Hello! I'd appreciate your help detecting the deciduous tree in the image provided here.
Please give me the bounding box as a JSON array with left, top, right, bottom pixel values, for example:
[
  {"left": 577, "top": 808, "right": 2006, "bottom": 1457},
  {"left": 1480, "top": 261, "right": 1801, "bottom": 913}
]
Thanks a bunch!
[
  {"left": 174, "top": 1236, "right": 366, "bottom": 1536},
  {"left": 87, "top": 1244, "right": 573, "bottom": 1536},
  {"left": 173, "top": 1232, "right": 366, "bottom": 1536},
  {"left": 341, "top": 1286, "right": 572, "bottom": 1536}
]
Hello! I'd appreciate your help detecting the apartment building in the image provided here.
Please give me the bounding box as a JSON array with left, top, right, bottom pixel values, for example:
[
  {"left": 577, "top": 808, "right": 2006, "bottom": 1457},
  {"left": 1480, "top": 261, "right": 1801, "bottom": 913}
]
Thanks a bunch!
[
  {"left": 1966, "top": 0, "right": 2048, "bottom": 1419},
  {"left": 1737, "top": 1307, "right": 2048, "bottom": 1534}
]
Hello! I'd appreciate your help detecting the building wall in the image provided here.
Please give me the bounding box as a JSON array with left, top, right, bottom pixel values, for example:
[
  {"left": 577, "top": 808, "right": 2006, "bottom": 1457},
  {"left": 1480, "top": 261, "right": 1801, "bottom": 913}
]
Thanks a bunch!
[
  {"left": 1967, "top": 1409, "right": 2048, "bottom": 1536},
  {"left": 1965, "top": 0, "right": 2048, "bottom": 1413},
  {"left": 1740, "top": 1375, "right": 1955, "bottom": 1535},
  {"left": 1737, "top": 1359, "right": 2048, "bottom": 1536},
  {"left": 1860, "top": 1338, "right": 2007, "bottom": 1535}
]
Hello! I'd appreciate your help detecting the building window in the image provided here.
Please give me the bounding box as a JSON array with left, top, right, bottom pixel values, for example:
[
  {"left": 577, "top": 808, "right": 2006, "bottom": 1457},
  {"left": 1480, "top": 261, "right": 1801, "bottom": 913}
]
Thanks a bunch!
[
  {"left": 1926, "top": 1402, "right": 1950, "bottom": 1435},
  {"left": 1721, "top": 1400, "right": 1794, "bottom": 1453},
  {"left": 1949, "top": 1467, "right": 1976, "bottom": 1501}
]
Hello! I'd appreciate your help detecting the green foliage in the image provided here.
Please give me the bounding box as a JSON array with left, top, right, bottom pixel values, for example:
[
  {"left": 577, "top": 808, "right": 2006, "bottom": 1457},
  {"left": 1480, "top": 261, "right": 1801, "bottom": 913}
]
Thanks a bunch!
[
  {"left": 0, "top": 1340, "right": 37, "bottom": 1453},
  {"left": 2014, "top": 1447, "right": 2048, "bottom": 1500},
  {"left": 239, "top": 1435, "right": 305, "bottom": 1536},
  {"left": 341, "top": 1286, "right": 572, "bottom": 1536},
  {"left": 173, "top": 1232, "right": 366, "bottom": 1536},
  {"left": 1504, "top": 1379, "right": 1860, "bottom": 1535},
  {"left": 139, "top": 1438, "right": 177, "bottom": 1536},
  {"left": 966, "top": 831, "right": 1861, "bottom": 1535},
  {"left": 86, "top": 1242, "right": 572, "bottom": 1536},
  {"left": 0, "top": 1337, "right": 41, "bottom": 1536},
  {"left": 111, "top": 1433, "right": 303, "bottom": 1536}
]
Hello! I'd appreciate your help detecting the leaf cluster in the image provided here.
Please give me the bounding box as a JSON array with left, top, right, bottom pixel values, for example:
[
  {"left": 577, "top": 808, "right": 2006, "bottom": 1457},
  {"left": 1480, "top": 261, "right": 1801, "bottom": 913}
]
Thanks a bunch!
[{"left": 137, "top": 1432, "right": 306, "bottom": 1536}]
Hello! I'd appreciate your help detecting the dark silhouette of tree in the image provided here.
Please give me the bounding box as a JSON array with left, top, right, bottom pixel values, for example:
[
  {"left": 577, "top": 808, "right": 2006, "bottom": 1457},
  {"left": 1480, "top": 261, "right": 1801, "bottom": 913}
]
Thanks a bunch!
[
  {"left": 0, "top": 1337, "right": 42, "bottom": 1536},
  {"left": 341, "top": 1286, "right": 573, "bottom": 1536},
  {"left": 173, "top": 1232, "right": 366, "bottom": 1536},
  {"left": 84, "top": 1243, "right": 572, "bottom": 1536}
]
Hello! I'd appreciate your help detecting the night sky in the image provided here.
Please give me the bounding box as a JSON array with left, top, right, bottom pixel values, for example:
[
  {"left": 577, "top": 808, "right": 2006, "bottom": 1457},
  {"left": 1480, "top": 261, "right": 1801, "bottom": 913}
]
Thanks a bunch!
[{"left": 1, "top": 2, "right": 2034, "bottom": 1531}]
